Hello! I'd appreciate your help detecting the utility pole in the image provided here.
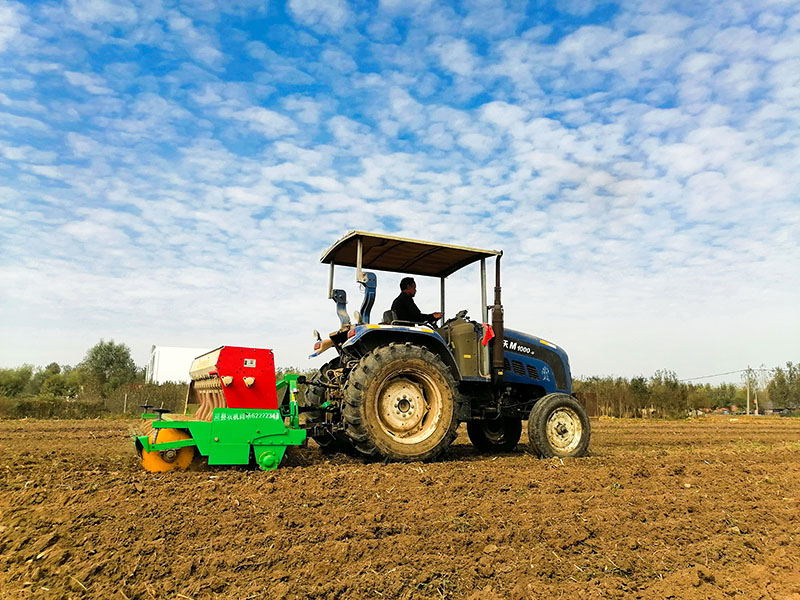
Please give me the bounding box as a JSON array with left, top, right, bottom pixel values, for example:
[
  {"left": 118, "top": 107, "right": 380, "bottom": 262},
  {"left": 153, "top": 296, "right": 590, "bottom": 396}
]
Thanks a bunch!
[{"left": 746, "top": 366, "right": 750, "bottom": 415}]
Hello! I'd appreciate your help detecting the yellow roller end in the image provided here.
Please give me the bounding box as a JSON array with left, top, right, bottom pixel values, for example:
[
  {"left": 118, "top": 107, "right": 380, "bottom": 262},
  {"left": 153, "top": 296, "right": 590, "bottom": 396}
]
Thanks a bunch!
[{"left": 141, "top": 428, "right": 195, "bottom": 473}]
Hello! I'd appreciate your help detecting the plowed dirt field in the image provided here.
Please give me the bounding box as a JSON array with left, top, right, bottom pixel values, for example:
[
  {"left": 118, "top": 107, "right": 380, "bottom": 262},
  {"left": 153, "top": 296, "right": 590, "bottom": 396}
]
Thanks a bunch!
[{"left": 2, "top": 417, "right": 800, "bottom": 600}]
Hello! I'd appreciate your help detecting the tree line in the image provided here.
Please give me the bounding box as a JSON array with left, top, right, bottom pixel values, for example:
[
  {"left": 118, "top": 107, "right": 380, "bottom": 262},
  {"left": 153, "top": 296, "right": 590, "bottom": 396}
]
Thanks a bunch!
[
  {"left": 0, "top": 340, "right": 172, "bottom": 418},
  {"left": 574, "top": 363, "right": 800, "bottom": 418},
  {"left": 0, "top": 340, "right": 797, "bottom": 419},
  {"left": 0, "top": 340, "right": 321, "bottom": 418}
]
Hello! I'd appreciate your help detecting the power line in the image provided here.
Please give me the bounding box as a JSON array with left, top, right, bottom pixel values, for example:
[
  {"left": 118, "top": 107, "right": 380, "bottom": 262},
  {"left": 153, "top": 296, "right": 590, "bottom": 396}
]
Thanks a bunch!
[
  {"left": 680, "top": 368, "right": 771, "bottom": 382},
  {"left": 680, "top": 369, "right": 745, "bottom": 381}
]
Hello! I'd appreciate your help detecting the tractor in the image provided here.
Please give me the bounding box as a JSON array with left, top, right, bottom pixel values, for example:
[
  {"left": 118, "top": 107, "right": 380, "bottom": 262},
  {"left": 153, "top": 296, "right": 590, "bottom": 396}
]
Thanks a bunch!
[
  {"left": 133, "top": 231, "right": 589, "bottom": 472},
  {"left": 304, "top": 231, "right": 590, "bottom": 461}
]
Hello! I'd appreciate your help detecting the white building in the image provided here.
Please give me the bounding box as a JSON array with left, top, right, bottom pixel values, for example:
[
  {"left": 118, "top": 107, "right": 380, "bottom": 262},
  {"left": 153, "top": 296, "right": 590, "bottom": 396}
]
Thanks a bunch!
[{"left": 145, "top": 345, "right": 214, "bottom": 384}]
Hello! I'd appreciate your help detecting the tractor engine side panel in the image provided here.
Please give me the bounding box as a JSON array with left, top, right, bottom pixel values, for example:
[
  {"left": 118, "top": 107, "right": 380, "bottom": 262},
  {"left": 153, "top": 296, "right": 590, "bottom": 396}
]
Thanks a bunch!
[
  {"left": 501, "top": 354, "right": 560, "bottom": 394},
  {"left": 440, "top": 319, "right": 490, "bottom": 379}
]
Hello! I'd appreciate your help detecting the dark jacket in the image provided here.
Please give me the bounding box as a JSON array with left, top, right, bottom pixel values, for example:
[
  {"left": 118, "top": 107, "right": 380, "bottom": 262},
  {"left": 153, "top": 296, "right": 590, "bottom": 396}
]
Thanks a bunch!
[{"left": 391, "top": 292, "right": 435, "bottom": 324}]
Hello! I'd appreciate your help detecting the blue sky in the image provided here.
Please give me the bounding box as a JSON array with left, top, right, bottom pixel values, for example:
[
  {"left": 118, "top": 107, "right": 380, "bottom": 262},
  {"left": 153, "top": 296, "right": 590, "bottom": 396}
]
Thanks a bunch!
[{"left": 1, "top": 0, "right": 798, "bottom": 381}]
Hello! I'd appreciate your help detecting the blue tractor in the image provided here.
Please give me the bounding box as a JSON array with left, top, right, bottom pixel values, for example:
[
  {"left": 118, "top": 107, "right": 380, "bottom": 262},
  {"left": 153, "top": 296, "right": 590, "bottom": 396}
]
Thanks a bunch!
[{"left": 305, "top": 231, "right": 590, "bottom": 462}]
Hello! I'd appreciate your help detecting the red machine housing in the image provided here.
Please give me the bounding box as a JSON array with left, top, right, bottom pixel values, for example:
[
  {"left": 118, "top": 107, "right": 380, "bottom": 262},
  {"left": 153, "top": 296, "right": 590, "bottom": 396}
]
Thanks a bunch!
[{"left": 186, "top": 346, "right": 278, "bottom": 420}]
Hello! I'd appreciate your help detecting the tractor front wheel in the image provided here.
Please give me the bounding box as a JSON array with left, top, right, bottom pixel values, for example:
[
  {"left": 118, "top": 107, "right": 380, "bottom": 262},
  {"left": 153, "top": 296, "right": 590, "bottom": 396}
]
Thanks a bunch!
[
  {"left": 467, "top": 417, "right": 522, "bottom": 453},
  {"left": 343, "top": 343, "right": 459, "bottom": 461},
  {"left": 528, "top": 394, "right": 590, "bottom": 458}
]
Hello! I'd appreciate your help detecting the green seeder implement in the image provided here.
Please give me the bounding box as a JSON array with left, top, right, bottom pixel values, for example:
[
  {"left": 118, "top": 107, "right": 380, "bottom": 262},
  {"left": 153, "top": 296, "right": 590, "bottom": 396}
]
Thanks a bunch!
[{"left": 135, "top": 346, "right": 309, "bottom": 472}]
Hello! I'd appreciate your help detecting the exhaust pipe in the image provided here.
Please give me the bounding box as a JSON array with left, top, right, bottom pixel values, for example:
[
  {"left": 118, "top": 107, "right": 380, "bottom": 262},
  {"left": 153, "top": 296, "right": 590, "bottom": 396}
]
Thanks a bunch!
[{"left": 491, "top": 253, "right": 504, "bottom": 376}]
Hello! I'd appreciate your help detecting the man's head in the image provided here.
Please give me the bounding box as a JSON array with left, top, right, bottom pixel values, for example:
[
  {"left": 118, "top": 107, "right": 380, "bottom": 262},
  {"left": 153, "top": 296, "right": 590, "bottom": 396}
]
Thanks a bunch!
[{"left": 400, "top": 277, "right": 416, "bottom": 296}]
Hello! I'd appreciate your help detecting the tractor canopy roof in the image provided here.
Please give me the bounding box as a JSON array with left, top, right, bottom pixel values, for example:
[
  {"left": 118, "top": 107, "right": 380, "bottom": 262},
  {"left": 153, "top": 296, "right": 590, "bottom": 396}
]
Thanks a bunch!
[{"left": 321, "top": 230, "right": 500, "bottom": 278}]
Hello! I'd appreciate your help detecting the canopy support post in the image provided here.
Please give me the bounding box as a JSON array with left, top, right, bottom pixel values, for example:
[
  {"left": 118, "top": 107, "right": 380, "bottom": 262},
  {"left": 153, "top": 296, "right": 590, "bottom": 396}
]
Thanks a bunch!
[
  {"left": 480, "top": 258, "right": 487, "bottom": 322},
  {"left": 440, "top": 277, "right": 446, "bottom": 320},
  {"left": 356, "top": 237, "right": 366, "bottom": 284}
]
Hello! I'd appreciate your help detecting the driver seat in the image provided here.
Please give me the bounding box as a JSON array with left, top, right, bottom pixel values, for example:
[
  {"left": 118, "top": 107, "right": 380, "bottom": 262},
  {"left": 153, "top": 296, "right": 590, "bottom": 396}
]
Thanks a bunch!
[{"left": 380, "top": 310, "right": 417, "bottom": 326}]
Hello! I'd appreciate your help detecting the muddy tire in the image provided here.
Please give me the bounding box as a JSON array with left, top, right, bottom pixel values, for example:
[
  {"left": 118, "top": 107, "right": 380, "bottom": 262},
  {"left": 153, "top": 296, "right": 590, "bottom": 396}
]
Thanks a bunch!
[
  {"left": 305, "top": 360, "right": 353, "bottom": 453},
  {"left": 467, "top": 417, "right": 522, "bottom": 453},
  {"left": 528, "top": 393, "right": 590, "bottom": 458},
  {"left": 342, "top": 343, "right": 459, "bottom": 461}
]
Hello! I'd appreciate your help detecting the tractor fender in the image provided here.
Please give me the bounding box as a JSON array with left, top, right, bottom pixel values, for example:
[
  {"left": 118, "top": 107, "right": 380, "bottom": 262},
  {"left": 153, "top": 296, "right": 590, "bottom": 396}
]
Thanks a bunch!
[{"left": 343, "top": 325, "right": 461, "bottom": 380}]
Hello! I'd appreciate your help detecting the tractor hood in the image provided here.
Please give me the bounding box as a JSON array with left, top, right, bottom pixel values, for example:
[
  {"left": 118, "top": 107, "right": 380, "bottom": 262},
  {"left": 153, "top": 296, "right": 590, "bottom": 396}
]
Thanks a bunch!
[
  {"left": 502, "top": 328, "right": 568, "bottom": 360},
  {"left": 502, "top": 328, "right": 572, "bottom": 392}
]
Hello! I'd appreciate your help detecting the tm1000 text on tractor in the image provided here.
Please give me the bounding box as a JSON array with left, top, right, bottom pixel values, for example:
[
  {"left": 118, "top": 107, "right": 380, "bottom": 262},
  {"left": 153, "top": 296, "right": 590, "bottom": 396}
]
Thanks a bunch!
[{"left": 135, "top": 231, "right": 590, "bottom": 472}]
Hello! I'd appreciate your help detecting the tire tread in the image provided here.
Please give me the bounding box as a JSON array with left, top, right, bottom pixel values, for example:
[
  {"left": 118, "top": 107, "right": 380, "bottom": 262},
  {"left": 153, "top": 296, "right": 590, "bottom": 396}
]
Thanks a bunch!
[{"left": 343, "top": 344, "right": 459, "bottom": 462}]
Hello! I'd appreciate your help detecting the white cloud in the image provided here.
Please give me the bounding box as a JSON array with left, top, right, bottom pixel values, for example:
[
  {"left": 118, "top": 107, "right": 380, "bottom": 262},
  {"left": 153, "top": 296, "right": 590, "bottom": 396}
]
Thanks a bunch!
[
  {"left": 638, "top": 108, "right": 689, "bottom": 134},
  {"left": 61, "top": 218, "right": 129, "bottom": 246},
  {"left": 283, "top": 96, "right": 323, "bottom": 124},
  {"left": 768, "top": 58, "right": 800, "bottom": 104},
  {"left": 678, "top": 52, "right": 722, "bottom": 75},
  {"left": 556, "top": 0, "right": 595, "bottom": 17},
  {"left": 226, "top": 107, "right": 299, "bottom": 137},
  {"left": 457, "top": 131, "right": 497, "bottom": 156},
  {"left": 326, "top": 115, "right": 375, "bottom": 151},
  {"left": 321, "top": 48, "right": 357, "bottom": 72},
  {"left": 556, "top": 26, "right": 621, "bottom": 66},
  {"left": 288, "top": 0, "right": 350, "bottom": 33},
  {"left": 710, "top": 26, "right": 763, "bottom": 58},
  {"left": 64, "top": 71, "right": 114, "bottom": 95},
  {"left": 166, "top": 11, "right": 225, "bottom": 67},
  {"left": 388, "top": 87, "right": 425, "bottom": 129},
  {"left": 430, "top": 37, "right": 478, "bottom": 77},
  {"left": 0, "top": 2, "right": 28, "bottom": 52},
  {"left": 0, "top": 91, "right": 47, "bottom": 115},
  {"left": 716, "top": 61, "right": 763, "bottom": 98},
  {"left": 461, "top": 1, "right": 520, "bottom": 38},
  {"left": 378, "top": 0, "right": 433, "bottom": 16},
  {"left": 480, "top": 101, "right": 527, "bottom": 129},
  {"left": 0, "top": 112, "right": 48, "bottom": 131},
  {"left": 67, "top": 0, "right": 138, "bottom": 24},
  {"left": 27, "top": 165, "right": 65, "bottom": 179}
]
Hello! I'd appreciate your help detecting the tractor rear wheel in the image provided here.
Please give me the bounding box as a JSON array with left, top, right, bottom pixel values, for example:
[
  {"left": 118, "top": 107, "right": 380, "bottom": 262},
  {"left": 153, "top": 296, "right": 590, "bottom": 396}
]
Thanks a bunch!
[
  {"left": 304, "top": 359, "right": 353, "bottom": 453},
  {"left": 467, "top": 417, "right": 522, "bottom": 453},
  {"left": 528, "top": 394, "right": 590, "bottom": 458},
  {"left": 342, "top": 343, "right": 459, "bottom": 461}
]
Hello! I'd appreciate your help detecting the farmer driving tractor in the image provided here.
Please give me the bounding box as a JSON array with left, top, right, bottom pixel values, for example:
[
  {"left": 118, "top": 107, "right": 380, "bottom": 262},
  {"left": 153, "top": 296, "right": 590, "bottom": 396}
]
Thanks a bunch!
[{"left": 390, "top": 277, "right": 443, "bottom": 324}]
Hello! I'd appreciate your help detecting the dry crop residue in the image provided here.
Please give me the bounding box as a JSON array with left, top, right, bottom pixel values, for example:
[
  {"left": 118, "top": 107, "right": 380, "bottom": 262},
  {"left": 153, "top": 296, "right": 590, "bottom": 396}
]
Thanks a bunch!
[{"left": 2, "top": 417, "right": 800, "bottom": 599}]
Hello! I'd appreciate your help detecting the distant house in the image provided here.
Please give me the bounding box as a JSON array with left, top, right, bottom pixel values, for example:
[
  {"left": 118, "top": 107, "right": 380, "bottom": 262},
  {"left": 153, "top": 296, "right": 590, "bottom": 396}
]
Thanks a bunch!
[{"left": 145, "top": 345, "right": 214, "bottom": 384}]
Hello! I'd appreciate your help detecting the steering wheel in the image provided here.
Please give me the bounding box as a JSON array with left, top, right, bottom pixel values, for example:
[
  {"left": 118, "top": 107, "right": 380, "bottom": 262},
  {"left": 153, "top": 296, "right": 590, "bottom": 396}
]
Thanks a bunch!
[{"left": 442, "top": 309, "right": 469, "bottom": 327}]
